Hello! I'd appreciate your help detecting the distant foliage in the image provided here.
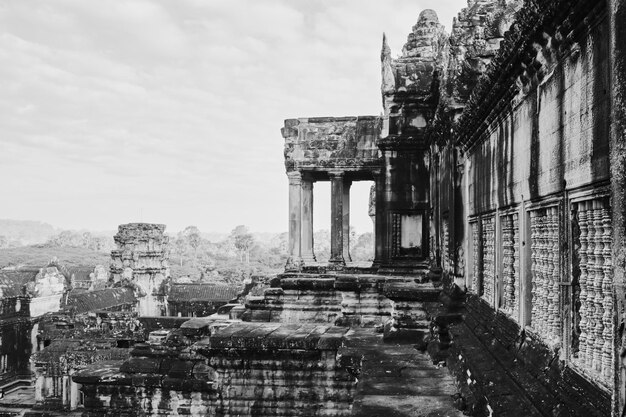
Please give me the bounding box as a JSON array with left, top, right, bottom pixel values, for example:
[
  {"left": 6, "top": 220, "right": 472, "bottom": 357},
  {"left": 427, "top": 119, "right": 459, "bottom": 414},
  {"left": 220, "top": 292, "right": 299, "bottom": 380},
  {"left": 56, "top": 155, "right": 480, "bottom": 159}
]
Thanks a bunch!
[
  {"left": 0, "top": 219, "right": 57, "bottom": 246},
  {"left": 1, "top": 223, "right": 375, "bottom": 285},
  {"left": 351, "top": 232, "right": 374, "bottom": 262},
  {"left": 230, "top": 225, "right": 254, "bottom": 264},
  {"left": 313, "top": 228, "right": 373, "bottom": 262},
  {"left": 168, "top": 225, "right": 286, "bottom": 285},
  {"left": 45, "top": 231, "right": 114, "bottom": 252},
  {"left": 0, "top": 246, "right": 110, "bottom": 268}
]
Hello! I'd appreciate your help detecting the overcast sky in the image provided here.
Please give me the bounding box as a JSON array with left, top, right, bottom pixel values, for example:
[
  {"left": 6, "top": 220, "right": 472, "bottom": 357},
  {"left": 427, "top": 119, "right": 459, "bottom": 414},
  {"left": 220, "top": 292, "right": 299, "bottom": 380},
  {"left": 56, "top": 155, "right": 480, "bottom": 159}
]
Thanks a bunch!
[{"left": 0, "top": 0, "right": 467, "bottom": 234}]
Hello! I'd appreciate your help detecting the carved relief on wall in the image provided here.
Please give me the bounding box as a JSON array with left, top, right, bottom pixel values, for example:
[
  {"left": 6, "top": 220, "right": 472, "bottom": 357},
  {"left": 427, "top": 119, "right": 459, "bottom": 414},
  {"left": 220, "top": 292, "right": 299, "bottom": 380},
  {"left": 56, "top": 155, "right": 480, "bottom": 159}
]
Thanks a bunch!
[
  {"left": 442, "top": 217, "right": 450, "bottom": 272},
  {"left": 571, "top": 196, "right": 612, "bottom": 384},
  {"left": 529, "top": 206, "right": 561, "bottom": 344},
  {"left": 500, "top": 213, "right": 519, "bottom": 318},
  {"left": 481, "top": 216, "right": 495, "bottom": 305},
  {"left": 470, "top": 220, "right": 482, "bottom": 295}
]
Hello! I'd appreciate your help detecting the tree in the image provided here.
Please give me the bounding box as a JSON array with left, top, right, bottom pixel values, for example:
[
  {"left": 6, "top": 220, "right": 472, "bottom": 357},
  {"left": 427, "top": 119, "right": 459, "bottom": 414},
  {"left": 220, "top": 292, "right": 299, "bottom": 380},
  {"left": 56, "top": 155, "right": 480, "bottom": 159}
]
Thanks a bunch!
[
  {"left": 230, "top": 225, "right": 254, "bottom": 265},
  {"left": 351, "top": 232, "right": 374, "bottom": 262},
  {"left": 172, "top": 237, "right": 187, "bottom": 267},
  {"left": 181, "top": 226, "right": 202, "bottom": 264}
]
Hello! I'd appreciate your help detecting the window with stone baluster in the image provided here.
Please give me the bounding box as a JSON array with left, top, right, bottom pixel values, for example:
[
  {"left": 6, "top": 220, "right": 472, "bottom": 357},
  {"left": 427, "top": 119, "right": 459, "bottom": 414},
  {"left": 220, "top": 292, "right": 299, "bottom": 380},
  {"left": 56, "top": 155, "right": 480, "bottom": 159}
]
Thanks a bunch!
[
  {"left": 499, "top": 212, "right": 520, "bottom": 320},
  {"left": 468, "top": 219, "right": 482, "bottom": 296},
  {"left": 570, "top": 194, "right": 612, "bottom": 387},
  {"left": 481, "top": 215, "right": 496, "bottom": 305},
  {"left": 526, "top": 203, "right": 562, "bottom": 344}
]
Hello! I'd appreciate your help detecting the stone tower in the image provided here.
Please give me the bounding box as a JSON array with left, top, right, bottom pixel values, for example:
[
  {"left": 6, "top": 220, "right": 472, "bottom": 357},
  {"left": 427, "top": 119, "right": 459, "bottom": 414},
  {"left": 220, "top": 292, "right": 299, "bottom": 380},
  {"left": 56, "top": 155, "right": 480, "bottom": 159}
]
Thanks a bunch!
[{"left": 110, "top": 223, "right": 170, "bottom": 316}]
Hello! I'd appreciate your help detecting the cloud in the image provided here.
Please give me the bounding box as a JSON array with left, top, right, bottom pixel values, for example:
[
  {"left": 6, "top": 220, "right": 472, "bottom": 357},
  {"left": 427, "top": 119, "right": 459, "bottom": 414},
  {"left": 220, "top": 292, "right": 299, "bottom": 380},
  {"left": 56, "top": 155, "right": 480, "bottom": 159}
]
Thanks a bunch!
[{"left": 0, "top": 0, "right": 468, "bottom": 233}]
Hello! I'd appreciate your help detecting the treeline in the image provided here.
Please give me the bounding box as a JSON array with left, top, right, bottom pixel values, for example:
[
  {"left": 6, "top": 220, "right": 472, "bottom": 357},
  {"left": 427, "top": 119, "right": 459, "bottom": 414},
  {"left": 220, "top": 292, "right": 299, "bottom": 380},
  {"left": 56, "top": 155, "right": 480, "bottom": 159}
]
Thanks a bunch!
[
  {"left": 169, "top": 225, "right": 374, "bottom": 285},
  {"left": 1, "top": 223, "right": 375, "bottom": 286},
  {"left": 168, "top": 225, "right": 287, "bottom": 284},
  {"left": 45, "top": 231, "right": 115, "bottom": 252},
  {"left": 0, "top": 219, "right": 57, "bottom": 247}
]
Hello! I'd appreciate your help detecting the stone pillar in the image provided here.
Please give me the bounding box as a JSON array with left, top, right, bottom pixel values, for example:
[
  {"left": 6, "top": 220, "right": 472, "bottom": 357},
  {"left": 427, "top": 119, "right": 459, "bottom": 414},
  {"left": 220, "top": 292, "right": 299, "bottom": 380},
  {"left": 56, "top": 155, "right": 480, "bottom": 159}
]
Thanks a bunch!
[
  {"left": 286, "top": 171, "right": 303, "bottom": 271},
  {"left": 301, "top": 176, "right": 316, "bottom": 264},
  {"left": 610, "top": 0, "right": 626, "bottom": 414},
  {"left": 329, "top": 171, "right": 345, "bottom": 267},
  {"left": 342, "top": 179, "right": 352, "bottom": 263},
  {"left": 373, "top": 170, "right": 386, "bottom": 266}
]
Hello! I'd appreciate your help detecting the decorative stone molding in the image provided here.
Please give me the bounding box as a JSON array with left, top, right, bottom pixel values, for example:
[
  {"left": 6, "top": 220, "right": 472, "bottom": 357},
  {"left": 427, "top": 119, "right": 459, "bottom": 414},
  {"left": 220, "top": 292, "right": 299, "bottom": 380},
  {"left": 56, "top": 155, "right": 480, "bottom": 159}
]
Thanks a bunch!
[{"left": 456, "top": 0, "right": 606, "bottom": 151}]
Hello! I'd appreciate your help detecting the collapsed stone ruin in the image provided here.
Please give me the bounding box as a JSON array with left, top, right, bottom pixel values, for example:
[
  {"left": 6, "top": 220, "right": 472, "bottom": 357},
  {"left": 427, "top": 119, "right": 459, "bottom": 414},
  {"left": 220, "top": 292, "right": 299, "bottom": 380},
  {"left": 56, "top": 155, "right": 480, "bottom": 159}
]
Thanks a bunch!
[{"left": 2, "top": 0, "right": 626, "bottom": 415}]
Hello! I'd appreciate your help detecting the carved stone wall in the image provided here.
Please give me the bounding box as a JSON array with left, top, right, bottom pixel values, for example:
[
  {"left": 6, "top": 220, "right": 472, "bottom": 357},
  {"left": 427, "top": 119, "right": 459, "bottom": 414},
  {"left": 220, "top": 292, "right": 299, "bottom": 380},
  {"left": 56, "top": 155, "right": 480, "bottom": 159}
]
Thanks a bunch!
[
  {"left": 571, "top": 196, "right": 613, "bottom": 384},
  {"left": 529, "top": 206, "right": 561, "bottom": 343},
  {"left": 282, "top": 117, "right": 382, "bottom": 173}
]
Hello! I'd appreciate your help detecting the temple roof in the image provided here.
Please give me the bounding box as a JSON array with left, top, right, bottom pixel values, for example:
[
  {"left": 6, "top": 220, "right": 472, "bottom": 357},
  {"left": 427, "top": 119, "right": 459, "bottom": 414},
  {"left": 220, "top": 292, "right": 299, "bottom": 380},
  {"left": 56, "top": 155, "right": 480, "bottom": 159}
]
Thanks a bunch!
[
  {"left": 64, "top": 287, "right": 136, "bottom": 313},
  {"left": 32, "top": 339, "right": 129, "bottom": 365},
  {"left": 0, "top": 270, "right": 36, "bottom": 298},
  {"left": 63, "top": 266, "right": 95, "bottom": 282},
  {"left": 168, "top": 284, "right": 239, "bottom": 303}
]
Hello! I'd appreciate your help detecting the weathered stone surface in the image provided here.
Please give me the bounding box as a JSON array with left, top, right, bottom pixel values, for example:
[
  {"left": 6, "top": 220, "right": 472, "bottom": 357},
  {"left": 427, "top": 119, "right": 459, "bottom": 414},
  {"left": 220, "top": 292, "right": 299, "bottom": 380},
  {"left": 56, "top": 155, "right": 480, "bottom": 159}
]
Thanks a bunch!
[
  {"left": 342, "top": 328, "right": 462, "bottom": 416},
  {"left": 439, "top": 294, "right": 611, "bottom": 416},
  {"left": 282, "top": 117, "right": 382, "bottom": 174},
  {"left": 244, "top": 273, "right": 441, "bottom": 327},
  {"left": 110, "top": 223, "right": 170, "bottom": 316},
  {"left": 77, "top": 322, "right": 356, "bottom": 416}
]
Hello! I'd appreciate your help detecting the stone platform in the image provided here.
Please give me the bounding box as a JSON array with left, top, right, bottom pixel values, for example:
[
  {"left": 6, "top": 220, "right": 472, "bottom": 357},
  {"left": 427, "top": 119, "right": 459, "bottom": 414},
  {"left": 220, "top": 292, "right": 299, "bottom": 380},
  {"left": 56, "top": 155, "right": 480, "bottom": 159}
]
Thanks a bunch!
[
  {"left": 342, "top": 328, "right": 462, "bottom": 417},
  {"left": 244, "top": 272, "right": 439, "bottom": 336},
  {"left": 75, "top": 322, "right": 358, "bottom": 416}
]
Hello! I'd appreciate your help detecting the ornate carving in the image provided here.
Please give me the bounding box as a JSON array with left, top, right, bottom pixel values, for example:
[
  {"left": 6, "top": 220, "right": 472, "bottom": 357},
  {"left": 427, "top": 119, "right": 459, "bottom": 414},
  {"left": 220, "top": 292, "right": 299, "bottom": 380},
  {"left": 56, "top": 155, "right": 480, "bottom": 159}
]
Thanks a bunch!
[
  {"left": 501, "top": 213, "right": 519, "bottom": 317},
  {"left": 482, "top": 217, "right": 495, "bottom": 305},
  {"left": 572, "top": 197, "right": 613, "bottom": 383},
  {"left": 442, "top": 217, "right": 450, "bottom": 272},
  {"left": 392, "top": 213, "right": 401, "bottom": 258},
  {"left": 529, "top": 207, "right": 561, "bottom": 343},
  {"left": 470, "top": 220, "right": 482, "bottom": 295}
]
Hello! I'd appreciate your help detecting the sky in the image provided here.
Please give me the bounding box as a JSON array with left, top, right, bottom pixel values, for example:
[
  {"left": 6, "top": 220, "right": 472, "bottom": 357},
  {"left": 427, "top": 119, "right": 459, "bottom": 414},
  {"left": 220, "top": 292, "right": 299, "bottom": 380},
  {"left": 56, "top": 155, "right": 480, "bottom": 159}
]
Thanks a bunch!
[{"left": 0, "top": 0, "right": 467, "bottom": 234}]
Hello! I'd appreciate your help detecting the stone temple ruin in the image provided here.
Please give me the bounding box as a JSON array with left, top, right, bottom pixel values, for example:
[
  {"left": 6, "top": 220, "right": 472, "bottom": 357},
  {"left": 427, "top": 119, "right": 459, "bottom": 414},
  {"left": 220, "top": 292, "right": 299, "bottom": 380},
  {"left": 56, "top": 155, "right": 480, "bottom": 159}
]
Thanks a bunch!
[
  {"left": 1, "top": 0, "right": 625, "bottom": 415},
  {"left": 110, "top": 224, "right": 170, "bottom": 317}
]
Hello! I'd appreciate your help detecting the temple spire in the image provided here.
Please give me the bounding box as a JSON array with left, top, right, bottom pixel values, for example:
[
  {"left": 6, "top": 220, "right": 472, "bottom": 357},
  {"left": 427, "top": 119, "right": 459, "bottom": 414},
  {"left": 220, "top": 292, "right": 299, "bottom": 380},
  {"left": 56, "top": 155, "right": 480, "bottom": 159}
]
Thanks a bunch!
[{"left": 381, "top": 33, "right": 395, "bottom": 94}]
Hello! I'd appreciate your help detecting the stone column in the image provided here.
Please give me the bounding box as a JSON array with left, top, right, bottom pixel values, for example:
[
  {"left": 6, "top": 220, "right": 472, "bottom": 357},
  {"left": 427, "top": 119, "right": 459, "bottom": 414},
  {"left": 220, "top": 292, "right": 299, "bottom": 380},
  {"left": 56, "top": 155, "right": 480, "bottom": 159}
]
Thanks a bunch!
[
  {"left": 609, "top": 0, "right": 626, "bottom": 414},
  {"left": 286, "top": 171, "right": 303, "bottom": 271},
  {"left": 373, "top": 170, "right": 385, "bottom": 266},
  {"left": 329, "top": 171, "right": 345, "bottom": 267},
  {"left": 301, "top": 176, "right": 316, "bottom": 264},
  {"left": 342, "top": 179, "right": 352, "bottom": 263}
]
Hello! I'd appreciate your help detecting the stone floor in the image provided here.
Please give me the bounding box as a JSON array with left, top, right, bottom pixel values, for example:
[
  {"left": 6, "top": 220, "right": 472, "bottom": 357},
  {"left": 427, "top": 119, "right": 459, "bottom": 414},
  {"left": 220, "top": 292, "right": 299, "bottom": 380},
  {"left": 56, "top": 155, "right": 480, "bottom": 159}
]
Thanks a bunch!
[
  {"left": 0, "top": 385, "right": 35, "bottom": 407},
  {"left": 343, "top": 328, "right": 463, "bottom": 417},
  {"left": 0, "top": 386, "right": 37, "bottom": 416}
]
